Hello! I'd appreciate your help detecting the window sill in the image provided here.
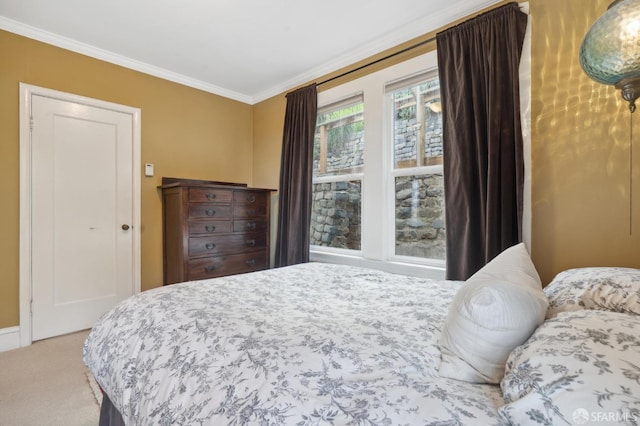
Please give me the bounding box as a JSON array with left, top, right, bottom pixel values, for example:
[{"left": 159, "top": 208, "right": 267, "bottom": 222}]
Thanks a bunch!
[{"left": 309, "top": 250, "right": 446, "bottom": 280}]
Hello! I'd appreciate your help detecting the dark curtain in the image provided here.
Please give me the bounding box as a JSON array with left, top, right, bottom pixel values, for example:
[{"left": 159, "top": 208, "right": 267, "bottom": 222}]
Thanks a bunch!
[
  {"left": 274, "top": 84, "right": 318, "bottom": 267},
  {"left": 436, "top": 2, "right": 528, "bottom": 280}
]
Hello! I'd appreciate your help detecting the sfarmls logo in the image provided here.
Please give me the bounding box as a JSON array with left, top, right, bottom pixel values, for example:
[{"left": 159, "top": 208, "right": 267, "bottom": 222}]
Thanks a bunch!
[{"left": 572, "top": 408, "right": 638, "bottom": 424}]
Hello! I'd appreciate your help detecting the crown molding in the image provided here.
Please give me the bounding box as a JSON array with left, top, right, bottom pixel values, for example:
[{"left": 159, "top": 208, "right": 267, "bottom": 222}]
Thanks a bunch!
[{"left": 0, "top": 16, "right": 254, "bottom": 104}]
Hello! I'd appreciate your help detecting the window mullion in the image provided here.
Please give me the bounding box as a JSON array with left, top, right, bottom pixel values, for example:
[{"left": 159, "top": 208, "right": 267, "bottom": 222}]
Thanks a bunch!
[{"left": 361, "top": 83, "right": 386, "bottom": 261}]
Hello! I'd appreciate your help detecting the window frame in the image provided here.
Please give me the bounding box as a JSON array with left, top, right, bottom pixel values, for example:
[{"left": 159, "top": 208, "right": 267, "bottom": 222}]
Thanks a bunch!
[{"left": 310, "top": 51, "right": 447, "bottom": 279}]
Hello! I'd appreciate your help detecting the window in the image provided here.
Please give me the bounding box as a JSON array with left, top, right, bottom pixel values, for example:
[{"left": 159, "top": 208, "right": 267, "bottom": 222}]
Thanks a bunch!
[
  {"left": 309, "top": 26, "right": 531, "bottom": 278},
  {"left": 310, "top": 51, "right": 446, "bottom": 278},
  {"left": 311, "top": 94, "right": 363, "bottom": 250},
  {"left": 387, "top": 71, "right": 445, "bottom": 260}
]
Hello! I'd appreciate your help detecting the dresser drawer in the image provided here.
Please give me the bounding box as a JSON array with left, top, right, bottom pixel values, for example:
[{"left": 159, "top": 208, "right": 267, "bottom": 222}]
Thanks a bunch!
[
  {"left": 188, "top": 204, "right": 233, "bottom": 219},
  {"left": 186, "top": 250, "right": 269, "bottom": 280},
  {"left": 188, "top": 232, "right": 268, "bottom": 257},
  {"left": 188, "top": 219, "right": 233, "bottom": 235},
  {"left": 189, "top": 188, "right": 233, "bottom": 203},
  {"left": 233, "top": 204, "right": 268, "bottom": 217},
  {"left": 233, "top": 219, "right": 268, "bottom": 233},
  {"left": 233, "top": 191, "right": 268, "bottom": 217}
]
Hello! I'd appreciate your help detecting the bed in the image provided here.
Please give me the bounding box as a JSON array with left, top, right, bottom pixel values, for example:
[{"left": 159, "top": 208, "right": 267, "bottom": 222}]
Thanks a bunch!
[{"left": 83, "top": 244, "right": 640, "bottom": 425}]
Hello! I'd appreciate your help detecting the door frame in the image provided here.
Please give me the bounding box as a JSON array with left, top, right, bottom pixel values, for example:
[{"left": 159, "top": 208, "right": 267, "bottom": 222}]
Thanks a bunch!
[{"left": 19, "top": 83, "right": 142, "bottom": 347}]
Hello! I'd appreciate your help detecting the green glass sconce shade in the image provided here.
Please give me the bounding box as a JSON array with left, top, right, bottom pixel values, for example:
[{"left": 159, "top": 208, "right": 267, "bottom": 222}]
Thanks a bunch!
[{"left": 580, "top": 0, "right": 640, "bottom": 112}]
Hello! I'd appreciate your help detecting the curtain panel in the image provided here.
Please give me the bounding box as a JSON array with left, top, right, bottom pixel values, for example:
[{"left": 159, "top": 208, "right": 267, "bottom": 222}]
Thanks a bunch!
[
  {"left": 436, "top": 2, "right": 528, "bottom": 280},
  {"left": 274, "top": 84, "right": 318, "bottom": 267}
]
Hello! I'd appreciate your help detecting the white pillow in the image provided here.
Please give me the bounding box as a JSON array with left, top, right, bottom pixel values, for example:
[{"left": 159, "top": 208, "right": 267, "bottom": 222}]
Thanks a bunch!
[{"left": 438, "top": 243, "right": 548, "bottom": 384}]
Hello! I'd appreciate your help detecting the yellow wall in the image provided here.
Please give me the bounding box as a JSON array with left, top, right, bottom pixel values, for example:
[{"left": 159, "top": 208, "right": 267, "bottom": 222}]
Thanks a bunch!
[
  {"left": 0, "top": 30, "right": 254, "bottom": 328},
  {"left": 252, "top": 0, "right": 640, "bottom": 284},
  {"left": 529, "top": 0, "right": 639, "bottom": 282},
  {"left": 252, "top": 95, "right": 286, "bottom": 190}
]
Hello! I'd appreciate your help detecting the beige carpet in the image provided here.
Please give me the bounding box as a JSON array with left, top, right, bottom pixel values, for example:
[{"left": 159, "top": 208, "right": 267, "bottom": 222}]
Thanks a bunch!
[{"left": 0, "top": 330, "right": 100, "bottom": 426}]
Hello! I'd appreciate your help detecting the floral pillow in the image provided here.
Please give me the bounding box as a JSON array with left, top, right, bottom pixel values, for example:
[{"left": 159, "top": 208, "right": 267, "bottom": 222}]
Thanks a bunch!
[
  {"left": 544, "top": 267, "right": 640, "bottom": 318},
  {"left": 499, "top": 310, "right": 640, "bottom": 425}
]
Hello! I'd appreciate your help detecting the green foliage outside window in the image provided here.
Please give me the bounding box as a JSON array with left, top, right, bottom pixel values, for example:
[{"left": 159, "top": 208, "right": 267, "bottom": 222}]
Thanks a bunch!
[{"left": 316, "top": 103, "right": 364, "bottom": 153}]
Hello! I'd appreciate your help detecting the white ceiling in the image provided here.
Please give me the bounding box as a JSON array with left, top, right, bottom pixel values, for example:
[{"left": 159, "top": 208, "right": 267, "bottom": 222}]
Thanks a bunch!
[{"left": 0, "top": 0, "right": 499, "bottom": 104}]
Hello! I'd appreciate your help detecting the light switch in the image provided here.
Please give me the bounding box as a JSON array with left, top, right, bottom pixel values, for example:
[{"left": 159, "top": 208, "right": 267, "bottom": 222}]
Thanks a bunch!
[{"left": 144, "top": 163, "right": 154, "bottom": 177}]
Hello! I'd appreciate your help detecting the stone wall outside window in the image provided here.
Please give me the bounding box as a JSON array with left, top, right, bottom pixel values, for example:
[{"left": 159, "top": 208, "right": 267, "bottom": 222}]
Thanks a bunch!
[{"left": 311, "top": 108, "right": 445, "bottom": 260}]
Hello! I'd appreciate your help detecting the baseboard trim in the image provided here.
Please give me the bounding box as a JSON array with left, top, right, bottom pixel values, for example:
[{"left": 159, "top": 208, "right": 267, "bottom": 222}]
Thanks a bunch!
[{"left": 0, "top": 326, "right": 21, "bottom": 352}]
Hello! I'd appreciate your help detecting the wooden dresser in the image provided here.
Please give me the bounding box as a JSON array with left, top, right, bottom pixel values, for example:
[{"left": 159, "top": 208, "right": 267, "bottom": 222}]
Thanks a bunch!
[{"left": 159, "top": 178, "right": 274, "bottom": 285}]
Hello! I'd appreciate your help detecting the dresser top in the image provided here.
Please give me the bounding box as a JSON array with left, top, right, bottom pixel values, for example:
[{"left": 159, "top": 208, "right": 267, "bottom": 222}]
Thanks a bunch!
[{"left": 159, "top": 177, "right": 275, "bottom": 192}]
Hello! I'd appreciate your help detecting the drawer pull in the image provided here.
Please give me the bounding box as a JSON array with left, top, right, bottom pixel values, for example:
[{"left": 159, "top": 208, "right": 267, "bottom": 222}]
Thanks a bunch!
[
  {"left": 247, "top": 195, "right": 256, "bottom": 203},
  {"left": 205, "top": 265, "right": 216, "bottom": 273},
  {"left": 247, "top": 209, "right": 256, "bottom": 216},
  {"left": 247, "top": 222, "right": 256, "bottom": 230},
  {"left": 205, "top": 243, "right": 216, "bottom": 250},
  {"left": 245, "top": 259, "right": 256, "bottom": 266},
  {"left": 205, "top": 225, "right": 216, "bottom": 232},
  {"left": 206, "top": 193, "right": 217, "bottom": 200},
  {"left": 246, "top": 239, "right": 256, "bottom": 247},
  {"left": 205, "top": 209, "right": 216, "bottom": 216}
]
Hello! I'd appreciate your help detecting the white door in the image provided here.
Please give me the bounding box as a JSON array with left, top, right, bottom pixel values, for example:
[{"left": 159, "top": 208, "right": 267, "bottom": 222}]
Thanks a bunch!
[{"left": 29, "top": 92, "right": 137, "bottom": 341}]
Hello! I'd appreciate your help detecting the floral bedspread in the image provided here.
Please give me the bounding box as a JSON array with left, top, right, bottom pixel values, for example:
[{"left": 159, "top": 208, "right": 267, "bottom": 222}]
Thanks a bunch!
[{"left": 83, "top": 262, "right": 503, "bottom": 425}]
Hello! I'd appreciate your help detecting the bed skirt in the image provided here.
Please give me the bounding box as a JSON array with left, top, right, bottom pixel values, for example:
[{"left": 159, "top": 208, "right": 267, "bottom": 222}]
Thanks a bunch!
[{"left": 99, "top": 393, "right": 125, "bottom": 426}]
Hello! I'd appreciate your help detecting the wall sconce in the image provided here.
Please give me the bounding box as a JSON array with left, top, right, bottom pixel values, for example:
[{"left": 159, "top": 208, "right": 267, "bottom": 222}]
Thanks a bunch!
[
  {"left": 580, "top": 0, "right": 640, "bottom": 112},
  {"left": 580, "top": 0, "right": 640, "bottom": 234}
]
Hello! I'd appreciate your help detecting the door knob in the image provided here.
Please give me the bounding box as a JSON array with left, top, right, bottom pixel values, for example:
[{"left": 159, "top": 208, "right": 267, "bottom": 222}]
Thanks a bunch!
[{"left": 122, "top": 224, "right": 130, "bottom": 230}]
